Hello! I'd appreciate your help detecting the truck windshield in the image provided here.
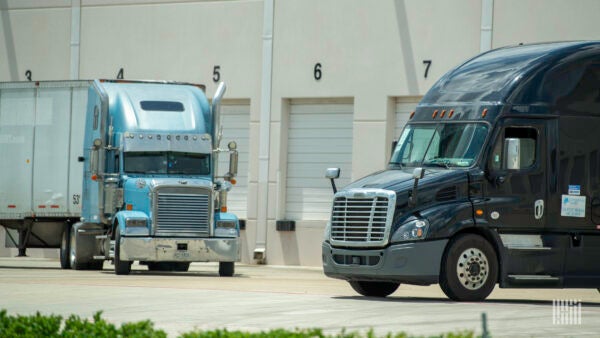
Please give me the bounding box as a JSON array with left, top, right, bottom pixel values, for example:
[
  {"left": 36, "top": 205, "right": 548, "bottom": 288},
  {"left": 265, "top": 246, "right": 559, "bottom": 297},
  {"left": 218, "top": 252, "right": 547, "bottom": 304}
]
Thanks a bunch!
[
  {"left": 123, "top": 152, "right": 210, "bottom": 175},
  {"left": 390, "top": 123, "right": 488, "bottom": 168}
]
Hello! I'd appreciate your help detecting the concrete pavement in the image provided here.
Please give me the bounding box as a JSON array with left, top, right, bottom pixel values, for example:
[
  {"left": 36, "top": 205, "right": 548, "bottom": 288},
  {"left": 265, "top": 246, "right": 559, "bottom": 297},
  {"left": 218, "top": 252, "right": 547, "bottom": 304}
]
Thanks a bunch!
[{"left": 0, "top": 257, "right": 598, "bottom": 337}]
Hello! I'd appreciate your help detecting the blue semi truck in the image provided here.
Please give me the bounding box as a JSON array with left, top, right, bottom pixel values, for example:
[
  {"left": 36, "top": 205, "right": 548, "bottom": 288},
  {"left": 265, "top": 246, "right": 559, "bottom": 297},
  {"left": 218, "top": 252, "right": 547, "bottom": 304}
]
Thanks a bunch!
[
  {"left": 0, "top": 79, "right": 240, "bottom": 276},
  {"left": 323, "top": 41, "right": 600, "bottom": 301}
]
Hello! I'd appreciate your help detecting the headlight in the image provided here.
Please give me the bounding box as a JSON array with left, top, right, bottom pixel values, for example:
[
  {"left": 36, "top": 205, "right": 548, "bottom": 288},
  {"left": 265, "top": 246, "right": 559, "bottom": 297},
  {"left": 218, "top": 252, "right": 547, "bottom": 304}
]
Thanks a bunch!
[
  {"left": 391, "top": 218, "right": 429, "bottom": 243},
  {"left": 125, "top": 218, "right": 147, "bottom": 227},
  {"left": 124, "top": 217, "right": 149, "bottom": 236},
  {"left": 216, "top": 220, "right": 236, "bottom": 229}
]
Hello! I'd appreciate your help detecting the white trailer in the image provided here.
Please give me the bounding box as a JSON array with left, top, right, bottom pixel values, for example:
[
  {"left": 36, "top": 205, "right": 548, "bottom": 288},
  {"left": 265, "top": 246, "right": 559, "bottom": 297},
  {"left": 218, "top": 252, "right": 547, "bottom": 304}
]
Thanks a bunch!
[{"left": 0, "top": 81, "right": 90, "bottom": 255}]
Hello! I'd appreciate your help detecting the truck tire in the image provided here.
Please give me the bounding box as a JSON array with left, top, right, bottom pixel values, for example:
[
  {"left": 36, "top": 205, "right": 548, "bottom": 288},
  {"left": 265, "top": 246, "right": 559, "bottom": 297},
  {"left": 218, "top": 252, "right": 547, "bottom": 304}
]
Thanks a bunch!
[
  {"left": 60, "top": 225, "right": 71, "bottom": 269},
  {"left": 349, "top": 281, "right": 400, "bottom": 297},
  {"left": 147, "top": 262, "right": 190, "bottom": 272},
  {"left": 69, "top": 226, "right": 87, "bottom": 270},
  {"left": 114, "top": 231, "right": 131, "bottom": 275},
  {"left": 440, "top": 233, "right": 498, "bottom": 302},
  {"left": 219, "top": 262, "right": 234, "bottom": 277},
  {"left": 69, "top": 224, "right": 104, "bottom": 270}
]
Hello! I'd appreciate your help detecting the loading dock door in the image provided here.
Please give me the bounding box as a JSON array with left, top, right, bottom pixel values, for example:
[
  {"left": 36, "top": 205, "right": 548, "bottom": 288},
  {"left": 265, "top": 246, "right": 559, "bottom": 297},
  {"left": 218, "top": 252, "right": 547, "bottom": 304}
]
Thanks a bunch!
[
  {"left": 395, "top": 97, "right": 422, "bottom": 140},
  {"left": 286, "top": 100, "right": 353, "bottom": 220},
  {"left": 218, "top": 102, "right": 250, "bottom": 219}
]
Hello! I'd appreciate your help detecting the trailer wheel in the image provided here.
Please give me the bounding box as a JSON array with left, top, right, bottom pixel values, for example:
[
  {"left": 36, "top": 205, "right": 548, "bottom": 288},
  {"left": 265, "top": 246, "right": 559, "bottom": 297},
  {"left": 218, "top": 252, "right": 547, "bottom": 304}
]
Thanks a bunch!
[
  {"left": 114, "top": 231, "right": 131, "bottom": 275},
  {"left": 60, "top": 224, "right": 71, "bottom": 269},
  {"left": 440, "top": 234, "right": 498, "bottom": 301},
  {"left": 349, "top": 281, "right": 400, "bottom": 297},
  {"left": 219, "top": 262, "right": 234, "bottom": 277}
]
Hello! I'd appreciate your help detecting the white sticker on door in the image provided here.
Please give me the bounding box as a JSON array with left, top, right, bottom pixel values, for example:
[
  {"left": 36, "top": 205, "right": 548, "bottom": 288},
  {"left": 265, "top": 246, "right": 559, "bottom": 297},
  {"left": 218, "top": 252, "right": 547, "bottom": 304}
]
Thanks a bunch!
[{"left": 561, "top": 195, "right": 586, "bottom": 218}]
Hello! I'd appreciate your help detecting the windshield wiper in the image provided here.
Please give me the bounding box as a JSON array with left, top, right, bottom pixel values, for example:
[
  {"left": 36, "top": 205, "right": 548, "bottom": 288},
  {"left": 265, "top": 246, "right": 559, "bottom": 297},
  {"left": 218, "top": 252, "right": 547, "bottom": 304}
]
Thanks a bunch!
[{"left": 423, "top": 158, "right": 451, "bottom": 169}]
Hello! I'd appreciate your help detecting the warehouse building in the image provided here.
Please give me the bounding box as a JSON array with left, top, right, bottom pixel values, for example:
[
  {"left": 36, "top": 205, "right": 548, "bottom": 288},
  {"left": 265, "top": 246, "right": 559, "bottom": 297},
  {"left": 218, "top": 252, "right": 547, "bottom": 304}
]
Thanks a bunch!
[{"left": 0, "top": 0, "right": 599, "bottom": 265}]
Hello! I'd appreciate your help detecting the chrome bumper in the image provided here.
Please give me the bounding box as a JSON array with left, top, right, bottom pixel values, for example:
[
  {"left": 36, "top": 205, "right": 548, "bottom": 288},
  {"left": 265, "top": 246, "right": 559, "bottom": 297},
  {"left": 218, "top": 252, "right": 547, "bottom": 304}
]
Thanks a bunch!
[{"left": 120, "top": 237, "right": 239, "bottom": 262}]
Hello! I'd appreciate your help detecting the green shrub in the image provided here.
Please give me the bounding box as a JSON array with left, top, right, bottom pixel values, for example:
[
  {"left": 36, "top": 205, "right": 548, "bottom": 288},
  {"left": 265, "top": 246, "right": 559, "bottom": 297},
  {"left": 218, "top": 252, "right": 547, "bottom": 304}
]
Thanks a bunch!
[
  {"left": 0, "top": 310, "right": 478, "bottom": 338},
  {"left": 0, "top": 310, "right": 166, "bottom": 338},
  {"left": 0, "top": 309, "right": 62, "bottom": 337}
]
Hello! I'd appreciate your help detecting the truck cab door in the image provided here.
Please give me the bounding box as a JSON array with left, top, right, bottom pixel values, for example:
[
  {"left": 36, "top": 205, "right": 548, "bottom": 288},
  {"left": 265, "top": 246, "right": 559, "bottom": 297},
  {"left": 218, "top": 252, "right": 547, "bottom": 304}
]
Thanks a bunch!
[{"left": 484, "top": 118, "right": 565, "bottom": 285}]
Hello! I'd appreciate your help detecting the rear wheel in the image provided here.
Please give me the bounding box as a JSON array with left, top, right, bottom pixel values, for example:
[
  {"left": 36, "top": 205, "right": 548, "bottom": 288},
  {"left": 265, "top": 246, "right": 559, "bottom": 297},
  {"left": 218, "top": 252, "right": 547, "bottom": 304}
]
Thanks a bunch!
[
  {"left": 69, "top": 226, "right": 87, "bottom": 270},
  {"left": 69, "top": 225, "right": 104, "bottom": 270},
  {"left": 349, "top": 281, "right": 400, "bottom": 297},
  {"left": 219, "top": 262, "right": 234, "bottom": 277},
  {"left": 60, "top": 224, "right": 70, "bottom": 269},
  {"left": 114, "top": 231, "right": 131, "bottom": 275},
  {"left": 440, "top": 234, "right": 498, "bottom": 301}
]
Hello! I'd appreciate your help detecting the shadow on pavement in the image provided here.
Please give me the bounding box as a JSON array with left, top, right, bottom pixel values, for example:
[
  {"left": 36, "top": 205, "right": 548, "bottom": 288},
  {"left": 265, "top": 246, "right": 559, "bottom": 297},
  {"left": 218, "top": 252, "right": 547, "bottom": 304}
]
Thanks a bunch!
[{"left": 332, "top": 295, "right": 600, "bottom": 307}]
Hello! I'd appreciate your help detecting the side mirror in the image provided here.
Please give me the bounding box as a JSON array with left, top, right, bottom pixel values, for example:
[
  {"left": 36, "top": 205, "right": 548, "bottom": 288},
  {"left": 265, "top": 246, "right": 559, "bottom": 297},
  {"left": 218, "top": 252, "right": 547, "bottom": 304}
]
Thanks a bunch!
[
  {"left": 413, "top": 167, "right": 425, "bottom": 179},
  {"left": 90, "top": 138, "right": 102, "bottom": 177},
  {"left": 227, "top": 141, "right": 238, "bottom": 178},
  {"left": 325, "top": 168, "right": 340, "bottom": 179},
  {"left": 325, "top": 168, "right": 341, "bottom": 194},
  {"left": 504, "top": 138, "right": 521, "bottom": 170},
  {"left": 409, "top": 167, "right": 425, "bottom": 207}
]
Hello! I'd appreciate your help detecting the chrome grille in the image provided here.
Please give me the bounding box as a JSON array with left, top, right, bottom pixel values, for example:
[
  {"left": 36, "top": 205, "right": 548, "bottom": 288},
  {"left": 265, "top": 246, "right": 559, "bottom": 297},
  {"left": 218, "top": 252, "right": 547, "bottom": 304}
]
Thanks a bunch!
[
  {"left": 155, "top": 189, "right": 211, "bottom": 237},
  {"left": 330, "top": 190, "right": 395, "bottom": 247}
]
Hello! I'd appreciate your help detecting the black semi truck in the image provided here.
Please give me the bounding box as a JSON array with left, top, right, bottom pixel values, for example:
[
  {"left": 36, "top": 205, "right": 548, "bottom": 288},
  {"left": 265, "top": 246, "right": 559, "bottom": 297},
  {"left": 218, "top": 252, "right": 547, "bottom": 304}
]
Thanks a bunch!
[{"left": 323, "top": 41, "right": 600, "bottom": 301}]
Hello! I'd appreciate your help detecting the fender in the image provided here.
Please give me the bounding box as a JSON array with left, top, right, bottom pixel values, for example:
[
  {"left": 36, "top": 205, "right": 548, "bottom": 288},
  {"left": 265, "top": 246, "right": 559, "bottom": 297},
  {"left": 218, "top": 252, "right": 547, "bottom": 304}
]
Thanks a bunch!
[
  {"left": 419, "top": 200, "right": 475, "bottom": 240},
  {"left": 114, "top": 210, "right": 150, "bottom": 236},
  {"left": 215, "top": 211, "right": 240, "bottom": 237}
]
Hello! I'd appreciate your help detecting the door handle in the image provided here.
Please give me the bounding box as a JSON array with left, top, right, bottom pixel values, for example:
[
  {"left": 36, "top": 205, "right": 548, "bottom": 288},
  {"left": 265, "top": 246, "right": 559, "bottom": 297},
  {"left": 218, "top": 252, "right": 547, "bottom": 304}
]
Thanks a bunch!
[{"left": 535, "top": 199, "right": 544, "bottom": 220}]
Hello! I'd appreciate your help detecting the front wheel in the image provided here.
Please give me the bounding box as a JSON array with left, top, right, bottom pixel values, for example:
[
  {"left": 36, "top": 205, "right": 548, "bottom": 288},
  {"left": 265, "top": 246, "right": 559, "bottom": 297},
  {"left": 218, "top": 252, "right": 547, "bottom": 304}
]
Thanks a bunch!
[
  {"left": 219, "top": 262, "right": 234, "bottom": 277},
  {"left": 440, "top": 234, "right": 498, "bottom": 302},
  {"left": 114, "top": 231, "right": 131, "bottom": 275},
  {"left": 349, "top": 281, "right": 400, "bottom": 297}
]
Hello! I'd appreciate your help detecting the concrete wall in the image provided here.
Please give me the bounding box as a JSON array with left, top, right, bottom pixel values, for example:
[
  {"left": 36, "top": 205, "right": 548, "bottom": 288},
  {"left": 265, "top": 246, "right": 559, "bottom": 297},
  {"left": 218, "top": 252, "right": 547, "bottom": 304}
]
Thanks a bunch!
[{"left": 1, "top": 0, "right": 599, "bottom": 265}]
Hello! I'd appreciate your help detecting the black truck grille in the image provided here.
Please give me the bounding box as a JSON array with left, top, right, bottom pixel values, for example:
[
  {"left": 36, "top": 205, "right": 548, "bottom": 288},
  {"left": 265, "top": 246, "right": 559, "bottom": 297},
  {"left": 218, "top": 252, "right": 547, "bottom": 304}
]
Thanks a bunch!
[
  {"left": 155, "top": 190, "right": 211, "bottom": 237},
  {"left": 330, "top": 194, "right": 392, "bottom": 245}
]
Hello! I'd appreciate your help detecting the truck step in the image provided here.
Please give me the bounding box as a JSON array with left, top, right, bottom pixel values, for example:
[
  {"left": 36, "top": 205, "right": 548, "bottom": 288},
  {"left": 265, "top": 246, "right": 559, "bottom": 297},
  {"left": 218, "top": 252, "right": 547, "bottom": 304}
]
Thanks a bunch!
[
  {"left": 78, "top": 229, "right": 105, "bottom": 236},
  {"left": 96, "top": 235, "right": 109, "bottom": 240},
  {"left": 92, "top": 256, "right": 107, "bottom": 260},
  {"left": 508, "top": 275, "right": 560, "bottom": 281}
]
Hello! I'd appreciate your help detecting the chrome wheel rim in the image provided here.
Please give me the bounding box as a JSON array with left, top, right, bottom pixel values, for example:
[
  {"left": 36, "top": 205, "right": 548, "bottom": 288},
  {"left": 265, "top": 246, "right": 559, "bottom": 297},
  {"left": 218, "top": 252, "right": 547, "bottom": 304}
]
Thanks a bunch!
[{"left": 456, "top": 247, "right": 489, "bottom": 290}]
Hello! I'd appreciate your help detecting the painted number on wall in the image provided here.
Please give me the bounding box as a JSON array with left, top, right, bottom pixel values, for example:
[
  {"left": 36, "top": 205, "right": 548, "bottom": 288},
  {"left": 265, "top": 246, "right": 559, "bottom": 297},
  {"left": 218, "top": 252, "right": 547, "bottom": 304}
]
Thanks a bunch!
[
  {"left": 314, "top": 63, "right": 322, "bottom": 81},
  {"left": 213, "top": 66, "right": 221, "bottom": 83},
  {"left": 422, "top": 60, "right": 432, "bottom": 78},
  {"left": 116, "top": 68, "right": 124, "bottom": 79},
  {"left": 25, "top": 70, "right": 32, "bottom": 81}
]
